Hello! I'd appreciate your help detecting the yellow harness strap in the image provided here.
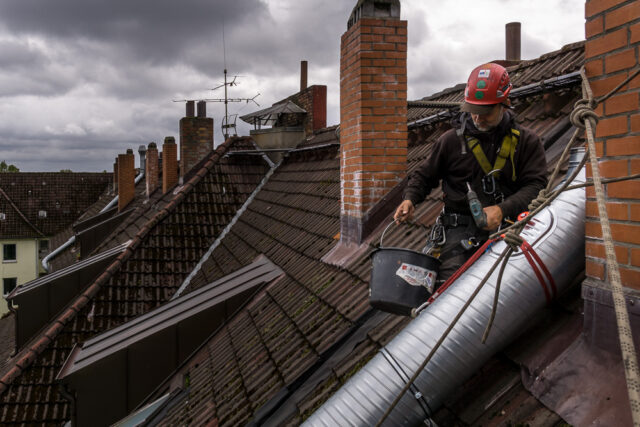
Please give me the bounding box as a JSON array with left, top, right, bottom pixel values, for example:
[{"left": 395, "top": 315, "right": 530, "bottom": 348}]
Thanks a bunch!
[{"left": 466, "top": 128, "right": 520, "bottom": 181}]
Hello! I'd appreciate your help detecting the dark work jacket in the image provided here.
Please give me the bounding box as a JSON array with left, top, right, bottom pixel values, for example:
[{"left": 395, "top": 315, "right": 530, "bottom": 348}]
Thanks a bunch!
[{"left": 403, "top": 111, "right": 548, "bottom": 220}]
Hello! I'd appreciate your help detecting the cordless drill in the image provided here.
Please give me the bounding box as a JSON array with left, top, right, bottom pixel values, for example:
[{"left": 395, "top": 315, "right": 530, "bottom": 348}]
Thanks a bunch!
[{"left": 466, "top": 182, "right": 487, "bottom": 229}]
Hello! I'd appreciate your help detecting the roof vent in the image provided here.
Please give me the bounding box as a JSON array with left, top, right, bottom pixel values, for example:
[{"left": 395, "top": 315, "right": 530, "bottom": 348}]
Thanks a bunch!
[{"left": 38, "top": 210, "right": 47, "bottom": 218}]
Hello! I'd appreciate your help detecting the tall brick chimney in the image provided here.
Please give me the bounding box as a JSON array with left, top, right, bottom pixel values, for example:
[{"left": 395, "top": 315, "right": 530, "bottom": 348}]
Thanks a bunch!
[
  {"left": 146, "top": 142, "right": 159, "bottom": 197},
  {"left": 583, "top": 0, "right": 640, "bottom": 352},
  {"left": 163, "top": 137, "right": 178, "bottom": 194},
  {"left": 180, "top": 101, "right": 213, "bottom": 180},
  {"left": 340, "top": 0, "right": 407, "bottom": 244},
  {"left": 118, "top": 149, "right": 135, "bottom": 212}
]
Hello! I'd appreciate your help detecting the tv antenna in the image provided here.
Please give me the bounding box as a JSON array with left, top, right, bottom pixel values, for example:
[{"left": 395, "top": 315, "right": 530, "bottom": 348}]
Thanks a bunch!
[
  {"left": 172, "top": 21, "right": 260, "bottom": 140},
  {"left": 208, "top": 68, "right": 260, "bottom": 139}
]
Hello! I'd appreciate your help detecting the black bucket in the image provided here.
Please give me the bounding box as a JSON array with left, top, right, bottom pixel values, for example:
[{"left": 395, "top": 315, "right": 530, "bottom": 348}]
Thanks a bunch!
[{"left": 369, "top": 222, "right": 440, "bottom": 316}]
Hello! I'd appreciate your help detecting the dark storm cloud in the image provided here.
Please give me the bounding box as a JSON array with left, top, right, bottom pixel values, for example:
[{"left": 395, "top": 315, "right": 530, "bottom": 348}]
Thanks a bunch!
[{"left": 0, "top": 0, "right": 266, "bottom": 65}]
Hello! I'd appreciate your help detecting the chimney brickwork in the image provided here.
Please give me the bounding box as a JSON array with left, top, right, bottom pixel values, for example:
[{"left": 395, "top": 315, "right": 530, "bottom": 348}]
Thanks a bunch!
[
  {"left": 146, "top": 142, "right": 159, "bottom": 197},
  {"left": 584, "top": 0, "right": 640, "bottom": 291},
  {"left": 117, "top": 149, "right": 135, "bottom": 212},
  {"left": 180, "top": 103, "right": 213, "bottom": 179},
  {"left": 583, "top": 0, "right": 640, "bottom": 353},
  {"left": 339, "top": 5, "right": 407, "bottom": 244},
  {"left": 162, "top": 137, "right": 178, "bottom": 194}
]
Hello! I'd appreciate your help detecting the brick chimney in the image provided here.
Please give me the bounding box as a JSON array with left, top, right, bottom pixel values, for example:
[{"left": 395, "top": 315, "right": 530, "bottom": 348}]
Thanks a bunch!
[
  {"left": 583, "top": 0, "right": 640, "bottom": 352},
  {"left": 146, "top": 142, "right": 159, "bottom": 197},
  {"left": 180, "top": 101, "right": 213, "bottom": 180},
  {"left": 118, "top": 149, "right": 135, "bottom": 212},
  {"left": 340, "top": 0, "right": 407, "bottom": 244},
  {"left": 162, "top": 137, "right": 178, "bottom": 194}
]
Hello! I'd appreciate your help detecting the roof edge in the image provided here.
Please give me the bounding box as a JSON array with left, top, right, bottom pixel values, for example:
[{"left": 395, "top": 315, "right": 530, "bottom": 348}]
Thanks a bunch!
[{"left": 0, "top": 140, "right": 236, "bottom": 396}]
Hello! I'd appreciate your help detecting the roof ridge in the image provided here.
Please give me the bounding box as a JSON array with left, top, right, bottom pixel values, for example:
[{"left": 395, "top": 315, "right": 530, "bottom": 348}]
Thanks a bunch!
[
  {"left": 419, "top": 40, "right": 585, "bottom": 102},
  {"left": 0, "top": 141, "right": 235, "bottom": 396},
  {"left": 0, "top": 187, "right": 45, "bottom": 237}
]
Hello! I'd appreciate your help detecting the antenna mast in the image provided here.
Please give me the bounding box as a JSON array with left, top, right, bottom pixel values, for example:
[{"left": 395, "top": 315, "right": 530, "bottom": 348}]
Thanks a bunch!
[{"left": 172, "top": 21, "right": 260, "bottom": 141}]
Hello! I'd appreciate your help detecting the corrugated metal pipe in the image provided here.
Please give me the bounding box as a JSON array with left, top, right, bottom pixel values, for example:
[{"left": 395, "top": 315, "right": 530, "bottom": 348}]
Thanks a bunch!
[{"left": 304, "top": 148, "right": 586, "bottom": 426}]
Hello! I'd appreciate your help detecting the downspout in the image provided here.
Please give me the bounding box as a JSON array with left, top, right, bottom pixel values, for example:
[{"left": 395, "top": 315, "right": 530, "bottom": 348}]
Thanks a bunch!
[
  {"left": 41, "top": 235, "right": 75, "bottom": 273},
  {"left": 42, "top": 171, "right": 144, "bottom": 272},
  {"left": 304, "top": 148, "right": 586, "bottom": 426},
  {"left": 59, "top": 385, "right": 77, "bottom": 427}
]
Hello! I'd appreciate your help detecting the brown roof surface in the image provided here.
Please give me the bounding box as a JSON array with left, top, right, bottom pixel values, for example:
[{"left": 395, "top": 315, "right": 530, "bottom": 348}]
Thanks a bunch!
[
  {"left": 0, "top": 40, "right": 595, "bottom": 426},
  {"left": 138, "top": 42, "right": 588, "bottom": 427},
  {"left": 0, "top": 173, "right": 112, "bottom": 238},
  {"left": 0, "top": 139, "right": 270, "bottom": 424}
]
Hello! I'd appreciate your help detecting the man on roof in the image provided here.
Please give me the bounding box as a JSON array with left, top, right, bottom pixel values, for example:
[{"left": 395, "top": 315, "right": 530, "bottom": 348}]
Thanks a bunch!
[{"left": 394, "top": 62, "right": 548, "bottom": 284}]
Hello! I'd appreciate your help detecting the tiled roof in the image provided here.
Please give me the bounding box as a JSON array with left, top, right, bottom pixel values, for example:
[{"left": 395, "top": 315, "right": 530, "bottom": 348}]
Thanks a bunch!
[
  {"left": 0, "top": 40, "right": 591, "bottom": 426},
  {"left": 407, "top": 41, "right": 585, "bottom": 124},
  {"left": 0, "top": 139, "right": 270, "bottom": 424},
  {"left": 139, "top": 42, "right": 587, "bottom": 426},
  {"left": 0, "top": 173, "right": 112, "bottom": 238}
]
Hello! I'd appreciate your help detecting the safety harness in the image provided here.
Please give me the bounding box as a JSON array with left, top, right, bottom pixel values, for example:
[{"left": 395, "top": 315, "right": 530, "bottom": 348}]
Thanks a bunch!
[{"left": 465, "top": 128, "right": 520, "bottom": 182}]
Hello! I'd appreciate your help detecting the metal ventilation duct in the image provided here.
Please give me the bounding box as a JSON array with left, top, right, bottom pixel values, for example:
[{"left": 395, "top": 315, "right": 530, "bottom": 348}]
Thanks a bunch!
[{"left": 305, "top": 148, "right": 586, "bottom": 426}]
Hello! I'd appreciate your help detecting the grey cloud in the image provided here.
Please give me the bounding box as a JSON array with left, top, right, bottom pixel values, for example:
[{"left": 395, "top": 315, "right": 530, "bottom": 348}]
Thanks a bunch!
[{"left": 0, "top": 0, "right": 266, "bottom": 65}]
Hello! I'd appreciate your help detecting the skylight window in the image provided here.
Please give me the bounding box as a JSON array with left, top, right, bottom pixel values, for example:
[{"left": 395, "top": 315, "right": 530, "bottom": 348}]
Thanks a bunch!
[{"left": 38, "top": 210, "right": 47, "bottom": 218}]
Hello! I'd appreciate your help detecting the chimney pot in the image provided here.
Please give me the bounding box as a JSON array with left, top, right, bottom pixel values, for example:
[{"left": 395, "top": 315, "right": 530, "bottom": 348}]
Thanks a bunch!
[
  {"left": 300, "top": 60, "right": 308, "bottom": 91},
  {"left": 138, "top": 144, "right": 147, "bottom": 174},
  {"left": 197, "top": 101, "right": 206, "bottom": 118},
  {"left": 506, "top": 22, "right": 521, "bottom": 61},
  {"left": 186, "top": 100, "right": 195, "bottom": 117}
]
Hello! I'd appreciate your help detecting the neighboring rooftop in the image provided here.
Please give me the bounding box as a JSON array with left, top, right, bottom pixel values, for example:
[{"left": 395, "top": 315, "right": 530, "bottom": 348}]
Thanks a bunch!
[{"left": 0, "top": 172, "right": 112, "bottom": 239}]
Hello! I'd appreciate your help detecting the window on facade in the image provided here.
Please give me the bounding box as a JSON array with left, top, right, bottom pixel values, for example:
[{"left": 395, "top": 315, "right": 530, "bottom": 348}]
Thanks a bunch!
[
  {"left": 3, "top": 244, "right": 16, "bottom": 262},
  {"left": 3, "top": 278, "right": 17, "bottom": 295}
]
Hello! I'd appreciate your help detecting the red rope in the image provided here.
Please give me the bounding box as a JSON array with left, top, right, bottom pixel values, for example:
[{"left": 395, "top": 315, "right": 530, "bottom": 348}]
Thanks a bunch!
[
  {"left": 426, "top": 236, "right": 556, "bottom": 307},
  {"left": 520, "top": 239, "right": 557, "bottom": 301}
]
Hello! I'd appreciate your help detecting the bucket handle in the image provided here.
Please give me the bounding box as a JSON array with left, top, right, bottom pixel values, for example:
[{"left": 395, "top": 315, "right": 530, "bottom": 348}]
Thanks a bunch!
[{"left": 380, "top": 220, "right": 414, "bottom": 248}]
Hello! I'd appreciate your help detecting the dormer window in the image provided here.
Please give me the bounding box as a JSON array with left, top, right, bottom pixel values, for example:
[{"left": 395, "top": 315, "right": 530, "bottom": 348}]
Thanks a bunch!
[{"left": 38, "top": 210, "right": 47, "bottom": 218}]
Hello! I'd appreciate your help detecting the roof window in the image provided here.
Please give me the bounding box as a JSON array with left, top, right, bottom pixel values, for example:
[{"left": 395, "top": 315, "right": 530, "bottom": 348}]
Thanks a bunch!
[{"left": 38, "top": 210, "right": 47, "bottom": 218}]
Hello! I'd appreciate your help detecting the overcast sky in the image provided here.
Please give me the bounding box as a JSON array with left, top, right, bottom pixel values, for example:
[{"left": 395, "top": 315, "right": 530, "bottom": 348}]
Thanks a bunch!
[{"left": 0, "top": 0, "right": 586, "bottom": 172}]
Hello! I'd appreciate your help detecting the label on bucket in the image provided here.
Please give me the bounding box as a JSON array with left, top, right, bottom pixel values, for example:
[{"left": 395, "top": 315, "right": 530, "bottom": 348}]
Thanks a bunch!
[{"left": 396, "top": 263, "right": 437, "bottom": 292}]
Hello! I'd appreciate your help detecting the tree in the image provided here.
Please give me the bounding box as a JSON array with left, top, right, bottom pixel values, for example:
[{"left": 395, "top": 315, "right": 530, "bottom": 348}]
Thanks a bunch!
[{"left": 0, "top": 161, "right": 19, "bottom": 172}]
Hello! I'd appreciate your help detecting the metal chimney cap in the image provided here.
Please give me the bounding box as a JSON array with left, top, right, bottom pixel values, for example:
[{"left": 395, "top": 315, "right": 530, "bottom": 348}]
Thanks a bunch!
[{"left": 138, "top": 145, "right": 147, "bottom": 153}]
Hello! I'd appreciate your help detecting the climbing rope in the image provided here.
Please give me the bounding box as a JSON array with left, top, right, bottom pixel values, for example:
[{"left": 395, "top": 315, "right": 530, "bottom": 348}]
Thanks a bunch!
[
  {"left": 578, "top": 66, "right": 640, "bottom": 426},
  {"left": 376, "top": 65, "right": 640, "bottom": 426}
]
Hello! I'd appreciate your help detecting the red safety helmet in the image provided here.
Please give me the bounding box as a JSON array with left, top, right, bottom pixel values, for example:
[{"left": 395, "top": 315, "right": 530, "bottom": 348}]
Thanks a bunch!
[{"left": 461, "top": 63, "right": 512, "bottom": 115}]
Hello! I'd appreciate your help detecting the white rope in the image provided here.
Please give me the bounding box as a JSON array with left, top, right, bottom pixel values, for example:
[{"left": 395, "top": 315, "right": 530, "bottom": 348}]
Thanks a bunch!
[{"left": 579, "top": 66, "right": 640, "bottom": 426}]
